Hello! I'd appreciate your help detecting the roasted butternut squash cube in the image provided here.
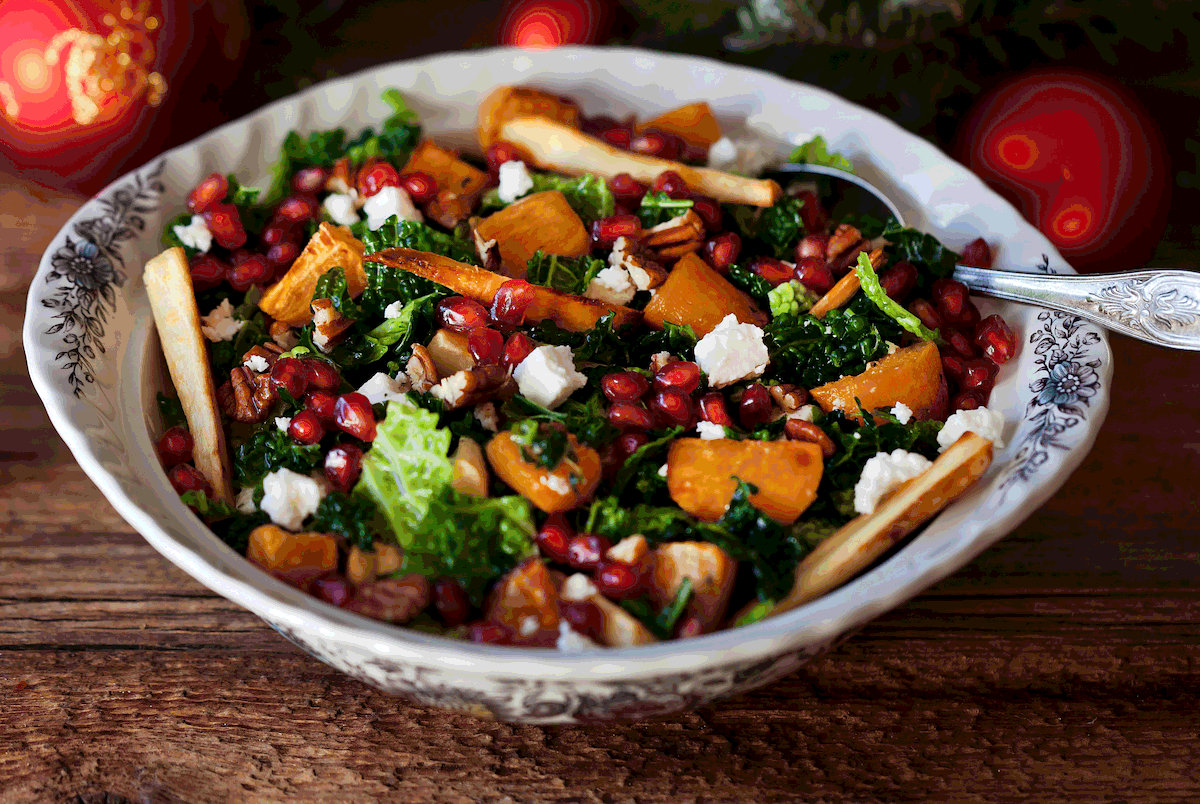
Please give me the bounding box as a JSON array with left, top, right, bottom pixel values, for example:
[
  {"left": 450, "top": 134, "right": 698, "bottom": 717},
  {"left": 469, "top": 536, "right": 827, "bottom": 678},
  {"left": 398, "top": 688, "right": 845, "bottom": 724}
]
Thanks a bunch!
[
  {"left": 809, "top": 341, "right": 947, "bottom": 422},
  {"left": 635, "top": 101, "right": 722, "bottom": 148},
  {"left": 487, "top": 557, "right": 560, "bottom": 636},
  {"left": 643, "top": 252, "right": 767, "bottom": 337},
  {"left": 402, "top": 139, "right": 489, "bottom": 227},
  {"left": 667, "top": 438, "right": 824, "bottom": 524},
  {"left": 649, "top": 542, "right": 737, "bottom": 632},
  {"left": 475, "top": 190, "right": 590, "bottom": 275},
  {"left": 485, "top": 431, "right": 601, "bottom": 513},
  {"left": 247, "top": 525, "right": 338, "bottom": 587},
  {"left": 477, "top": 86, "right": 581, "bottom": 150},
  {"left": 259, "top": 222, "right": 366, "bottom": 326}
]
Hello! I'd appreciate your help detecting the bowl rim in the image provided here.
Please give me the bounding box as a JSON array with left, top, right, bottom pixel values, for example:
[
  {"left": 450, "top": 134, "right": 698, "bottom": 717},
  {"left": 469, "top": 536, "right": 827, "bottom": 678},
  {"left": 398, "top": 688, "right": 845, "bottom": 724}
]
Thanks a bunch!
[{"left": 24, "top": 44, "right": 1113, "bottom": 681}]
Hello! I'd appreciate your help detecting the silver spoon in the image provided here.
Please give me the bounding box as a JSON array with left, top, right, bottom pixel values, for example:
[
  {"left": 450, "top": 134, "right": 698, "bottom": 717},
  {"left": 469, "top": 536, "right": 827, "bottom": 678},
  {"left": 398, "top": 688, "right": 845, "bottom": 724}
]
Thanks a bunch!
[{"left": 767, "top": 164, "right": 1200, "bottom": 351}]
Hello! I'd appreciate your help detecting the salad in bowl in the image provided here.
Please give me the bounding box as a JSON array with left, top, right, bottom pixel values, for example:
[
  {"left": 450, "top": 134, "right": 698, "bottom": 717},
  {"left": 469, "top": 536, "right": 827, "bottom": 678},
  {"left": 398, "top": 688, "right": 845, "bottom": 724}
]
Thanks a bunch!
[{"left": 146, "top": 84, "right": 1015, "bottom": 652}]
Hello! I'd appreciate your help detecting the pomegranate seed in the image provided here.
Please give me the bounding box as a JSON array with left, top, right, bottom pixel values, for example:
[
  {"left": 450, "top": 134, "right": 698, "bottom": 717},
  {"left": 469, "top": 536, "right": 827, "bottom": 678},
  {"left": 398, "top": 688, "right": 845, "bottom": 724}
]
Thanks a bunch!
[
  {"left": 265, "top": 241, "right": 300, "bottom": 271},
  {"left": 941, "top": 352, "right": 968, "bottom": 382},
  {"left": 187, "top": 173, "right": 229, "bottom": 214},
  {"left": 490, "top": 280, "right": 537, "bottom": 327},
  {"left": 355, "top": 160, "right": 401, "bottom": 198},
  {"left": 675, "top": 612, "right": 705, "bottom": 639},
  {"left": 168, "top": 463, "right": 211, "bottom": 496},
  {"left": 609, "top": 402, "right": 655, "bottom": 431},
  {"left": 486, "top": 141, "right": 521, "bottom": 174},
  {"left": 652, "top": 170, "right": 689, "bottom": 198},
  {"left": 536, "top": 513, "right": 574, "bottom": 563},
  {"left": 270, "top": 356, "right": 309, "bottom": 399},
  {"left": 630, "top": 129, "right": 681, "bottom": 160},
  {"left": 334, "top": 393, "right": 377, "bottom": 442},
  {"left": 654, "top": 361, "right": 701, "bottom": 394},
  {"left": 433, "top": 579, "right": 471, "bottom": 627},
  {"left": 312, "top": 574, "right": 352, "bottom": 607},
  {"left": 436, "top": 296, "right": 489, "bottom": 332},
  {"left": 951, "top": 389, "right": 985, "bottom": 411},
  {"left": 946, "top": 329, "right": 979, "bottom": 359},
  {"left": 324, "top": 443, "right": 363, "bottom": 492},
  {"left": 704, "top": 232, "right": 741, "bottom": 273},
  {"left": 303, "top": 360, "right": 342, "bottom": 392},
  {"left": 188, "top": 255, "right": 226, "bottom": 291},
  {"left": 650, "top": 388, "right": 695, "bottom": 427},
  {"left": 275, "top": 194, "right": 319, "bottom": 223},
  {"left": 795, "top": 234, "right": 830, "bottom": 262},
  {"left": 226, "top": 254, "right": 271, "bottom": 292},
  {"left": 157, "top": 425, "right": 193, "bottom": 467},
  {"left": 948, "top": 300, "right": 981, "bottom": 331},
  {"left": 202, "top": 202, "right": 247, "bottom": 249},
  {"left": 690, "top": 196, "right": 722, "bottom": 231},
  {"left": 291, "top": 166, "right": 328, "bottom": 194},
  {"left": 794, "top": 257, "right": 834, "bottom": 294},
  {"left": 567, "top": 534, "right": 611, "bottom": 571},
  {"left": 909, "top": 299, "right": 944, "bottom": 332},
  {"left": 466, "top": 621, "right": 512, "bottom": 644},
  {"left": 582, "top": 114, "right": 622, "bottom": 135},
  {"left": 502, "top": 331, "right": 537, "bottom": 367},
  {"left": 698, "top": 392, "right": 734, "bottom": 426},
  {"left": 751, "top": 256, "right": 795, "bottom": 286},
  {"left": 616, "top": 431, "right": 650, "bottom": 457},
  {"left": 608, "top": 173, "right": 647, "bottom": 208},
  {"left": 960, "top": 358, "right": 999, "bottom": 394},
  {"left": 975, "top": 314, "right": 1017, "bottom": 365},
  {"left": 878, "top": 261, "right": 918, "bottom": 303},
  {"left": 597, "top": 127, "right": 632, "bottom": 149},
  {"left": 601, "top": 371, "right": 650, "bottom": 403},
  {"left": 260, "top": 221, "right": 295, "bottom": 247},
  {"left": 739, "top": 384, "right": 773, "bottom": 429},
  {"left": 468, "top": 327, "right": 505, "bottom": 364},
  {"left": 590, "top": 214, "right": 642, "bottom": 248},
  {"left": 305, "top": 390, "right": 339, "bottom": 425},
  {"left": 594, "top": 561, "right": 645, "bottom": 600},
  {"left": 399, "top": 171, "right": 437, "bottom": 204},
  {"left": 560, "top": 600, "right": 604, "bottom": 642},
  {"left": 288, "top": 409, "right": 325, "bottom": 445},
  {"left": 796, "top": 190, "right": 828, "bottom": 232},
  {"left": 960, "top": 237, "right": 994, "bottom": 268},
  {"left": 932, "top": 278, "right": 970, "bottom": 320}
]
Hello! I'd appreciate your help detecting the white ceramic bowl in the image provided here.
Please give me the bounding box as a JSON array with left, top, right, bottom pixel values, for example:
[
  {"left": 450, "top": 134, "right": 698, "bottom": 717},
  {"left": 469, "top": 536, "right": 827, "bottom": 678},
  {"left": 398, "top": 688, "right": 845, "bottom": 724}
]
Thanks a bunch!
[{"left": 25, "top": 47, "right": 1111, "bottom": 723}]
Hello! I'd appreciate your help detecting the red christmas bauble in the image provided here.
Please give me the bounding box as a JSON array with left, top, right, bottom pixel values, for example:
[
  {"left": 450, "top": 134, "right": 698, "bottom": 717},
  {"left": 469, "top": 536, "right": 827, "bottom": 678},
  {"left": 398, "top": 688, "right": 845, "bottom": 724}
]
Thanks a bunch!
[
  {"left": 955, "top": 69, "right": 1169, "bottom": 272},
  {"left": 497, "top": 0, "right": 611, "bottom": 49}
]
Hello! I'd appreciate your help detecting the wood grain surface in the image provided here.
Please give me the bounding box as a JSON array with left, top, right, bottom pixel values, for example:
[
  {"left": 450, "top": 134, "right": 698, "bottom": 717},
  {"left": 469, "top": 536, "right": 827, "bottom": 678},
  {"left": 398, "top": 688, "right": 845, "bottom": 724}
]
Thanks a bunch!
[{"left": 4, "top": 169, "right": 1200, "bottom": 804}]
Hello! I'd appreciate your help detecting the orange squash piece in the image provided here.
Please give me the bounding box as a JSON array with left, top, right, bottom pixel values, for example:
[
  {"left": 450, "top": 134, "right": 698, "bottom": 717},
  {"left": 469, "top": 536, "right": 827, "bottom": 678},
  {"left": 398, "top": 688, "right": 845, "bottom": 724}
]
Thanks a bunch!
[
  {"left": 643, "top": 252, "right": 767, "bottom": 337},
  {"left": 259, "top": 222, "right": 366, "bottom": 327},
  {"left": 667, "top": 439, "right": 824, "bottom": 524},
  {"left": 474, "top": 190, "right": 590, "bottom": 275},
  {"left": 635, "top": 101, "right": 722, "bottom": 148},
  {"left": 487, "top": 557, "right": 561, "bottom": 636},
  {"left": 476, "top": 85, "right": 581, "bottom": 150},
  {"left": 247, "top": 525, "right": 338, "bottom": 587},
  {"left": 809, "top": 341, "right": 947, "bottom": 422},
  {"left": 485, "top": 431, "right": 602, "bottom": 513},
  {"left": 401, "top": 139, "right": 489, "bottom": 227}
]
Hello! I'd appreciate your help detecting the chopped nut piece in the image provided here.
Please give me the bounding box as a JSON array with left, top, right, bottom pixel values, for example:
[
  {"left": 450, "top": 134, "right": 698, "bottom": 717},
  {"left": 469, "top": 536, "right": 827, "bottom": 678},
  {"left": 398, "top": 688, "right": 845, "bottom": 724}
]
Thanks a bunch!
[
  {"left": 219, "top": 367, "right": 277, "bottom": 423},
  {"left": 310, "top": 298, "right": 353, "bottom": 352},
  {"left": 769, "top": 383, "right": 810, "bottom": 413},
  {"left": 784, "top": 419, "right": 836, "bottom": 458},
  {"left": 406, "top": 343, "right": 439, "bottom": 393}
]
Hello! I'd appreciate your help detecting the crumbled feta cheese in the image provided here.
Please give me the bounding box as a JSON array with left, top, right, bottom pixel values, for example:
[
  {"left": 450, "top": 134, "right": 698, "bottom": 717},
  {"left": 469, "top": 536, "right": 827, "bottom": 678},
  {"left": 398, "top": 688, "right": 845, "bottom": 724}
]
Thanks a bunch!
[
  {"left": 430, "top": 370, "right": 471, "bottom": 408},
  {"left": 609, "top": 237, "right": 634, "bottom": 269},
  {"left": 474, "top": 402, "right": 499, "bottom": 432},
  {"left": 891, "top": 402, "right": 913, "bottom": 425},
  {"left": 539, "top": 473, "right": 572, "bottom": 495},
  {"left": 696, "top": 420, "right": 727, "bottom": 440},
  {"left": 561, "top": 573, "right": 599, "bottom": 602},
  {"left": 707, "top": 136, "right": 738, "bottom": 170},
  {"left": 235, "top": 487, "right": 257, "bottom": 515},
  {"left": 707, "top": 134, "right": 776, "bottom": 175},
  {"left": 473, "top": 228, "right": 498, "bottom": 265},
  {"left": 200, "top": 298, "right": 244, "bottom": 342},
  {"left": 607, "top": 535, "right": 648, "bottom": 564},
  {"left": 383, "top": 300, "right": 405, "bottom": 319},
  {"left": 173, "top": 215, "right": 212, "bottom": 253},
  {"left": 513, "top": 345, "right": 587, "bottom": 410},
  {"left": 272, "top": 328, "right": 299, "bottom": 350},
  {"left": 259, "top": 468, "right": 327, "bottom": 531},
  {"left": 325, "top": 450, "right": 348, "bottom": 473},
  {"left": 788, "top": 404, "right": 817, "bottom": 422},
  {"left": 519, "top": 614, "right": 541, "bottom": 638},
  {"left": 853, "top": 449, "right": 934, "bottom": 515},
  {"left": 693, "top": 314, "right": 770, "bottom": 388},
  {"left": 357, "top": 372, "right": 409, "bottom": 406},
  {"left": 497, "top": 160, "right": 534, "bottom": 203},
  {"left": 322, "top": 191, "right": 360, "bottom": 226},
  {"left": 938, "top": 406, "right": 1006, "bottom": 452},
  {"left": 627, "top": 264, "right": 655, "bottom": 292},
  {"left": 657, "top": 463, "right": 668, "bottom": 478},
  {"left": 556, "top": 621, "right": 601, "bottom": 653},
  {"left": 275, "top": 416, "right": 292, "bottom": 432},
  {"left": 363, "top": 185, "right": 422, "bottom": 230},
  {"left": 650, "top": 351, "right": 673, "bottom": 372},
  {"left": 244, "top": 354, "right": 270, "bottom": 373},
  {"left": 584, "top": 264, "right": 637, "bottom": 306}
]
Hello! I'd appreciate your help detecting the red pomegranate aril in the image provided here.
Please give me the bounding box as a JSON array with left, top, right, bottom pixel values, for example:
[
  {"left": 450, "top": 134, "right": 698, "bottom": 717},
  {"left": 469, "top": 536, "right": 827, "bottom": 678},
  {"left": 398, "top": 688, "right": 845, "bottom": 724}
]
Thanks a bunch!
[
  {"left": 698, "top": 392, "right": 734, "bottom": 426},
  {"left": 560, "top": 600, "right": 604, "bottom": 642},
  {"left": 652, "top": 170, "right": 689, "bottom": 198},
  {"left": 324, "top": 443, "right": 363, "bottom": 492},
  {"left": 946, "top": 329, "right": 978, "bottom": 359},
  {"left": 466, "top": 621, "right": 512, "bottom": 644},
  {"left": 594, "top": 561, "right": 645, "bottom": 600},
  {"left": 654, "top": 360, "right": 701, "bottom": 395},
  {"left": 265, "top": 241, "right": 300, "bottom": 270},
  {"left": 168, "top": 463, "right": 211, "bottom": 496},
  {"left": 601, "top": 371, "right": 651, "bottom": 403},
  {"left": 739, "top": 384, "right": 773, "bottom": 429},
  {"left": 312, "top": 574, "right": 352, "bottom": 607},
  {"left": 468, "top": 327, "right": 506, "bottom": 365},
  {"left": 158, "top": 425, "right": 193, "bottom": 467},
  {"left": 303, "top": 359, "right": 342, "bottom": 392},
  {"left": 398, "top": 170, "right": 437, "bottom": 204},
  {"left": 334, "top": 393, "right": 377, "bottom": 442},
  {"left": 630, "top": 129, "right": 681, "bottom": 161},
  {"left": 794, "top": 257, "right": 834, "bottom": 295},
  {"left": 270, "top": 356, "right": 309, "bottom": 399},
  {"left": 597, "top": 127, "right": 632, "bottom": 149},
  {"left": 932, "top": 278, "right": 970, "bottom": 319},
  {"left": 909, "top": 299, "right": 944, "bottom": 332},
  {"left": 960, "top": 237, "right": 994, "bottom": 268},
  {"left": 536, "top": 513, "right": 574, "bottom": 564},
  {"left": 675, "top": 613, "right": 705, "bottom": 639},
  {"left": 275, "top": 194, "right": 319, "bottom": 223},
  {"left": 305, "top": 390, "right": 339, "bottom": 425},
  {"left": 288, "top": 409, "right": 325, "bottom": 445},
  {"left": 567, "top": 534, "right": 612, "bottom": 571},
  {"left": 226, "top": 254, "right": 271, "bottom": 292},
  {"left": 941, "top": 352, "right": 968, "bottom": 382},
  {"left": 436, "top": 295, "right": 489, "bottom": 332},
  {"left": 795, "top": 234, "right": 830, "bottom": 262},
  {"left": 616, "top": 431, "right": 650, "bottom": 458},
  {"left": 945, "top": 299, "right": 981, "bottom": 331},
  {"left": 681, "top": 141, "right": 710, "bottom": 164},
  {"left": 950, "top": 389, "right": 985, "bottom": 411},
  {"left": 355, "top": 160, "right": 401, "bottom": 198},
  {"left": 650, "top": 389, "right": 695, "bottom": 428},
  {"left": 704, "top": 231, "right": 741, "bottom": 273},
  {"left": 260, "top": 221, "right": 294, "bottom": 247},
  {"left": 187, "top": 172, "right": 228, "bottom": 214},
  {"left": 490, "top": 279, "right": 537, "bottom": 327},
  {"left": 291, "top": 166, "right": 328, "bottom": 195},
  {"left": 590, "top": 214, "right": 642, "bottom": 248},
  {"left": 188, "top": 255, "right": 226, "bottom": 291},
  {"left": 608, "top": 172, "right": 647, "bottom": 208},
  {"left": 878, "top": 261, "right": 919, "bottom": 303},
  {"left": 751, "top": 256, "right": 795, "bottom": 286},
  {"left": 609, "top": 402, "right": 655, "bottom": 431},
  {"left": 796, "top": 190, "right": 829, "bottom": 233},
  {"left": 502, "top": 331, "right": 537, "bottom": 367},
  {"left": 960, "top": 358, "right": 999, "bottom": 394},
  {"left": 486, "top": 141, "right": 521, "bottom": 174},
  {"left": 432, "top": 579, "right": 471, "bottom": 627},
  {"left": 975, "top": 314, "right": 1017, "bottom": 365},
  {"left": 690, "top": 196, "right": 722, "bottom": 231},
  {"left": 202, "top": 202, "right": 247, "bottom": 249}
]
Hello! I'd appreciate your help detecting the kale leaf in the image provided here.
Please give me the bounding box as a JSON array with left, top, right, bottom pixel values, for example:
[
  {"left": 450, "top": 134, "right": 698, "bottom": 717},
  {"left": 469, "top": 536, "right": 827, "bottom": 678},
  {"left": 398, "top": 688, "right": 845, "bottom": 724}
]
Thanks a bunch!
[
  {"left": 787, "top": 135, "right": 855, "bottom": 173},
  {"left": 619, "top": 578, "right": 693, "bottom": 640},
  {"left": 757, "top": 196, "right": 807, "bottom": 259},
  {"left": 727, "top": 263, "right": 777, "bottom": 305},
  {"left": 311, "top": 265, "right": 359, "bottom": 318},
  {"left": 310, "top": 491, "right": 381, "bottom": 551},
  {"left": 609, "top": 426, "right": 683, "bottom": 498},
  {"left": 501, "top": 392, "right": 619, "bottom": 450},
  {"left": 525, "top": 250, "right": 605, "bottom": 295},
  {"left": 179, "top": 490, "right": 268, "bottom": 554},
  {"left": 232, "top": 426, "right": 325, "bottom": 486},
  {"left": 481, "top": 171, "right": 615, "bottom": 223},
  {"left": 881, "top": 218, "right": 960, "bottom": 280},
  {"left": 157, "top": 392, "right": 186, "bottom": 428},
  {"left": 764, "top": 301, "right": 892, "bottom": 388},
  {"left": 637, "top": 191, "right": 694, "bottom": 228},
  {"left": 359, "top": 292, "right": 440, "bottom": 362},
  {"left": 343, "top": 88, "right": 422, "bottom": 166}
]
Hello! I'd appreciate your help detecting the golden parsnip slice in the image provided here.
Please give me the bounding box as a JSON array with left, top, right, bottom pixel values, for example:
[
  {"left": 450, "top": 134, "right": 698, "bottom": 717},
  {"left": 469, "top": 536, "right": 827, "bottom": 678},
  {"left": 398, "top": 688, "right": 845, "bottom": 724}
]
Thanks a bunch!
[
  {"left": 772, "top": 432, "right": 994, "bottom": 616},
  {"left": 143, "top": 247, "right": 234, "bottom": 504},
  {"left": 497, "top": 116, "right": 781, "bottom": 207}
]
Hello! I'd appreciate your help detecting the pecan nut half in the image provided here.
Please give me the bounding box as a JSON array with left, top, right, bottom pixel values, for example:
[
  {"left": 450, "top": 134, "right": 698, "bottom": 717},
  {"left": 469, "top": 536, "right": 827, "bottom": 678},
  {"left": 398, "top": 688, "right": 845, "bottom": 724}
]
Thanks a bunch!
[
  {"left": 311, "top": 297, "right": 353, "bottom": 352},
  {"left": 219, "top": 367, "right": 278, "bottom": 423}
]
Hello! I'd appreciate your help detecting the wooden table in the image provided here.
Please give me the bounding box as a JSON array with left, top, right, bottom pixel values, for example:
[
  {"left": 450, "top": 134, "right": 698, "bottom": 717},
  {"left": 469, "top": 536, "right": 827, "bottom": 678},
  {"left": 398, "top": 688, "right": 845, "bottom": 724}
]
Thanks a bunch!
[{"left": 4, "top": 172, "right": 1200, "bottom": 804}]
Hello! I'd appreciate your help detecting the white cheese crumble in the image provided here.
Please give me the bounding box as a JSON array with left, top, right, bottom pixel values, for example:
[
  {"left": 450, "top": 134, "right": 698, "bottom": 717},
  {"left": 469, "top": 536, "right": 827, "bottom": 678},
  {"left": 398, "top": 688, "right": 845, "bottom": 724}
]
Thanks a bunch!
[
  {"left": 325, "top": 450, "right": 348, "bottom": 473},
  {"left": 556, "top": 621, "right": 601, "bottom": 653},
  {"left": 357, "top": 372, "right": 410, "bottom": 406},
  {"left": 538, "top": 473, "right": 572, "bottom": 495},
  {"left": 693, "top": 314, "right": 769, "bottom": 388},
  {"left": 497, "top": 159, "right": 535, "bottom": 203},
  {"left": 584, "top": 264, "right": 637, "bottom": 306},
  {"left": 938, "top": 406, "right": 1006, "bottom": 452},
  {"left": 430, "top": 370, "right": 471, "bottom": 408},
  {"left": 363, "top": 185, "right": 422, "bottom": 230},
  {"left": 322, "top": 191, "right": 360, "bottom": 226},
  {"left": 200, "top": 298, "right": 244, "bottom": 342},
  {"left": 173, "top": 215, "right": 212, "bottom": 253},
  {"left": 383, "top": 300, "right": 405, "bottom": 319},
  {"left": 275, "top": 416, "right": 292, "bottom": 432},
  {"left": 519, "top": 614, "right": 541, "bottom": 638},
  {"left": 513, "top": 345, "right": 587, "bottom": 410},
  {"left": 657, "top": 463, "right": 668, "bottom": 478},
  {"left": 853, "top": 449, "right": 933, "bottom": 516},
  {"left": 260, "top": 467, "right": 327, "bottom": 531},
  {"left": 235, "top": 487, "right": 257, "bottom": 515},
  {"left": 696, "top": 420, "right": 727, "bottom": 440},
  {"left": 707, "top": 136, "right": 738, "bottom": 170},
  {"left": 607, "top": 535, "right": 648, "bottom": 564},
  {"left": 706, "top": 135, "right": 776, "bottom": 176},
  {"left": 474, "top": 402, "right": 499, "bottom": 432},
  {"left": 244, "top": 354, "right": 270, "bottom": 373},
  {"left": 650, "top": 351, "right": 673, "bottom": 372},
  {"left": 891, "top": 402, "right": 913, "bottom": 425},
  {"left": 561, "top": 573, "right": 599, "bottom": 602}
]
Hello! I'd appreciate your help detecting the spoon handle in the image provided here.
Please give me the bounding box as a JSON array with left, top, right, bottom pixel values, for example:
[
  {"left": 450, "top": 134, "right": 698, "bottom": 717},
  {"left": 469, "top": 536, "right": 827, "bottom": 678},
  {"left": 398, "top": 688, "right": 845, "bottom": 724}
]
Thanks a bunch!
[{"left": 952, "top": 265, "right": 1200, "bottom": 351}]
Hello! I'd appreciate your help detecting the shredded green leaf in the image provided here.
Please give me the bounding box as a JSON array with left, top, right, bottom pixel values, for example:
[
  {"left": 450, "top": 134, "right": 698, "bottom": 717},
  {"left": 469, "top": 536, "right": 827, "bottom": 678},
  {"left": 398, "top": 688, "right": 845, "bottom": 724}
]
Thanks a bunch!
[
  {"left": 788, "top": 135, "right": 855, "bottom": 173},
  {"left": 854, "top": 252, "right": 942, "bottom": 343}
]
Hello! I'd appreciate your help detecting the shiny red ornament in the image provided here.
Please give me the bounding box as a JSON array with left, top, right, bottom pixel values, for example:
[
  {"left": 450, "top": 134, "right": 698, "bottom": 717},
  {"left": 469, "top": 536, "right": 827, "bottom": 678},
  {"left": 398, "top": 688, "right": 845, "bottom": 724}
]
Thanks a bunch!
[{"left": 497, "top": 0, "right": 609, "bottom": 50}]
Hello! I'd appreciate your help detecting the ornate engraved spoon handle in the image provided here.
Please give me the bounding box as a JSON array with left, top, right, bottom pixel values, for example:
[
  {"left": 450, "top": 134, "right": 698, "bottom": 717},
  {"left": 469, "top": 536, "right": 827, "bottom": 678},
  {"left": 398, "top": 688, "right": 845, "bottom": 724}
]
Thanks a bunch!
[{"left": 952, "top": 266, "right": 1200, "bottom": 351}]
